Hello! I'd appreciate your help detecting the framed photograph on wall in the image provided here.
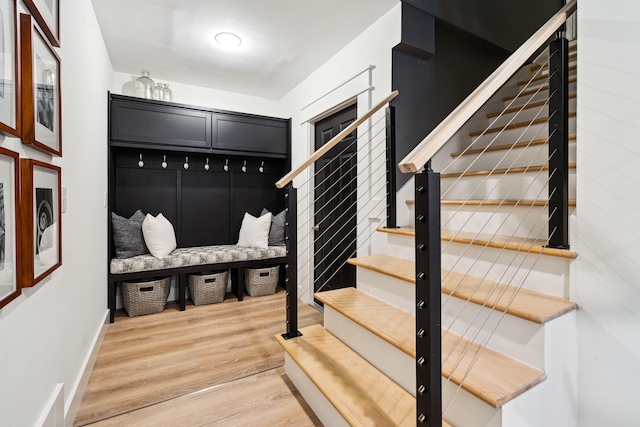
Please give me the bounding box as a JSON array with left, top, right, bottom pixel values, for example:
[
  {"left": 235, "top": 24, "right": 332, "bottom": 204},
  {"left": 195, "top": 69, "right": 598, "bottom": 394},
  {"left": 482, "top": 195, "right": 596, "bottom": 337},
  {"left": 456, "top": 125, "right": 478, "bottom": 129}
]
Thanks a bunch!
[
  {"left": 20, "top": 13, "right": 61, "bottom": 156},
  {"left": 22, "top": 0, "right": 59, "bottom": 47},
  {"left": 20, "top": 159, "right": 61, "bottom": 287},
  {"left": 0, "top": 147, "right": 20, "bottom": 308},
  {"left": 0, "top": 0, "right": 19, "bottom": 137}
]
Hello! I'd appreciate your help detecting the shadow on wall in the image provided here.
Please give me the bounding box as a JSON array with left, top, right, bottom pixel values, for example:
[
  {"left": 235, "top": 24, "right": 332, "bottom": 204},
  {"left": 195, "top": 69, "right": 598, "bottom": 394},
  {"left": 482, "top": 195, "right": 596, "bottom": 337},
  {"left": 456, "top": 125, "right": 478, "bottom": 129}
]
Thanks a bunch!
[{"left": 120, "top": 78, "right": 136, "bottom": 96}]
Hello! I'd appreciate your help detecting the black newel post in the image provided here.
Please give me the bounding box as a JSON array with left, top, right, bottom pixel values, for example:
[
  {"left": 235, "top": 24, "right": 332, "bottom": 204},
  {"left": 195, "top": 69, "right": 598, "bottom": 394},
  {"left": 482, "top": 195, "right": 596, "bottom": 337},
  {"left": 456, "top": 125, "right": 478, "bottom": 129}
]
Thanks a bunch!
[
  {"left": 547, "top": 30, "right": 570, "bottom": 249},
  {"left": 386, "top": 105, "right": 398, "bottom": 228},
  {"left": 415, "top": 164, "right": 442, "bottom": 426},
  {"left": 282, "top": 183, "right": 301, "bottom": 339}
]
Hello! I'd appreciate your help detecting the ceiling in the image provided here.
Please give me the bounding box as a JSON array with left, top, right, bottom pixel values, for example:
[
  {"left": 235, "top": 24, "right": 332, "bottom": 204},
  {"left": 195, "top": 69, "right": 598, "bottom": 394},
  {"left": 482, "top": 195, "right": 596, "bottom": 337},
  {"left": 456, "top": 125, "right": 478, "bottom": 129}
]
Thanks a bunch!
[{"left": 91, "top": 0, "right": 399, "bottom": 100}]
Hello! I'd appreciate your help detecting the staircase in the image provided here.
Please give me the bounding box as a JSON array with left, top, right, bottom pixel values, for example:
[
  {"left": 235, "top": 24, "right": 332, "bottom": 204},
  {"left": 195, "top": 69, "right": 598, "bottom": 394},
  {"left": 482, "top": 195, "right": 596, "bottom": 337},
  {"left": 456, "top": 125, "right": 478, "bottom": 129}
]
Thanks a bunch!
[{"left": 276, "top": 8, "right": 578, "bottom": 426}]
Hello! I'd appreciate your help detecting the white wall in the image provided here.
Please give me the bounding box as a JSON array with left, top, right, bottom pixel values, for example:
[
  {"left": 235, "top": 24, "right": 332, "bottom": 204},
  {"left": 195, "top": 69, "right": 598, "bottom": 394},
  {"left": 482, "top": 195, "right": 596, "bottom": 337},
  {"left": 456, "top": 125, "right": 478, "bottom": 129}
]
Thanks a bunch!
[
  {"left": 575, "top": 2, "right": 640, "bottom": 425},
  {"left": 112, "top": 72, "right": 286, "bottom": 118},
  {"left": 279, "top": 4, "right": 401, "bottom": 303},
  {"left": 0, "top": 1, "right": 112, "bottom": 425}
]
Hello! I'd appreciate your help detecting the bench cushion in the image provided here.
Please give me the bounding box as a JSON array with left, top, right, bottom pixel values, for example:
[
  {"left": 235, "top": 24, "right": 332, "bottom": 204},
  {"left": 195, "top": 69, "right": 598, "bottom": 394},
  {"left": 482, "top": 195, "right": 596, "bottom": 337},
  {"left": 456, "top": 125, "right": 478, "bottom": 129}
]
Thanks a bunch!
[{"left": 110, "top": 245, "right": 286, "bottom": 275}]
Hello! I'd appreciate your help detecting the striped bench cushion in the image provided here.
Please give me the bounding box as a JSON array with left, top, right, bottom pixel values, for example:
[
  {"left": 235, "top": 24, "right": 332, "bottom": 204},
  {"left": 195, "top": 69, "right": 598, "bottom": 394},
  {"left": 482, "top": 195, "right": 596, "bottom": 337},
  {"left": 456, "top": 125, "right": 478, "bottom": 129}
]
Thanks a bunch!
[{"left": 110, "top": 245, "right": 286, "bottom": 275}]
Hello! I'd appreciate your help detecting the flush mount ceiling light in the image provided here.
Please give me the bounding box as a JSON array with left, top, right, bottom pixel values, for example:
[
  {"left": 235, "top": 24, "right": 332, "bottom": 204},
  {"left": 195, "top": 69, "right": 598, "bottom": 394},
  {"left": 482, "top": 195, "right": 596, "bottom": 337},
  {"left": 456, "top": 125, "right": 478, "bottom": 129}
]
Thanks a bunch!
[{"left": 215, "top": 32, "right": 242, "bottom": 48}]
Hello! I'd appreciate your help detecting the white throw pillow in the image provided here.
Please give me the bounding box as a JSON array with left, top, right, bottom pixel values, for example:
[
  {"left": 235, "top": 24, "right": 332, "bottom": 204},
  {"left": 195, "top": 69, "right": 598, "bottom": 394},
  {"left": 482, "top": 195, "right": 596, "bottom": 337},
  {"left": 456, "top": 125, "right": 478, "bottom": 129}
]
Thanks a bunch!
[
  {"left": 142, "top": 213, "right": 177, "bottom": 259},
  {"left": 237, "top": 212, "right": 272, "bottom": 249}
]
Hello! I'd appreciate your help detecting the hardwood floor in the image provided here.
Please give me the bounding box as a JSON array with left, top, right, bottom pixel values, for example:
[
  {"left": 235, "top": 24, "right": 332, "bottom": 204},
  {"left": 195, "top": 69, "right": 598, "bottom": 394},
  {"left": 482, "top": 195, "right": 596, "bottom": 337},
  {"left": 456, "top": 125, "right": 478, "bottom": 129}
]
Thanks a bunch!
[{"left": 74, "top": 289, "right": 324, "bottom": 426}]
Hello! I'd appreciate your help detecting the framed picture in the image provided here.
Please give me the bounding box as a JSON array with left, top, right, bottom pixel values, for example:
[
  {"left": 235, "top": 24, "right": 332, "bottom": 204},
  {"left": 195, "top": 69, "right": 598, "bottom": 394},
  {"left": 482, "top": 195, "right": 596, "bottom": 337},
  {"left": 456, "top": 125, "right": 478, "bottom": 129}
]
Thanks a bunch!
[
  {"left": 22, "top": 0, "right": 59, "bottom": 47},
  {"left": 20, "top": 159, "right": 61, "bottom": 287},
  {"left": 20, "top": 13, "right": 61, "bottom": 156},
  {"left": 0, "top": 0, "right": 19, "bottom": 137},
  {"left": 0, "top": 147, "right": 19, "bottom": 309}
]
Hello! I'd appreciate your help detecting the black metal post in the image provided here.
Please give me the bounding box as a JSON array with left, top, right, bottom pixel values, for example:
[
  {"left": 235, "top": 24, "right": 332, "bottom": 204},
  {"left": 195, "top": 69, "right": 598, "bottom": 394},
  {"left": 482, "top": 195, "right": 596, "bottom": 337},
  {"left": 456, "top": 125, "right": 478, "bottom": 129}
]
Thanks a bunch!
[
  {"left": 415, "top": 165, "right": 442, "bottom": 426},
  {"left": 386, "top": 106, "right": 398, "bottom": 228},
  {"left": 282, "top": 183, "right": 301, "bottom": 340},
  {"left": 547, "top": 30, "right": 570, "bottom": 249}
]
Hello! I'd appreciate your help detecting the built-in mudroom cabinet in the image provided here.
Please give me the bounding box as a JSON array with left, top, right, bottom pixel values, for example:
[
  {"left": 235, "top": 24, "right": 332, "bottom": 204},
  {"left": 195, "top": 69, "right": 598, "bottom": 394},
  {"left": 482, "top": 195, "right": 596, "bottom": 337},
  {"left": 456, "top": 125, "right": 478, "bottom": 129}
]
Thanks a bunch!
[{"left": 107, "top": 93, "right": 291, "bottom": 315}]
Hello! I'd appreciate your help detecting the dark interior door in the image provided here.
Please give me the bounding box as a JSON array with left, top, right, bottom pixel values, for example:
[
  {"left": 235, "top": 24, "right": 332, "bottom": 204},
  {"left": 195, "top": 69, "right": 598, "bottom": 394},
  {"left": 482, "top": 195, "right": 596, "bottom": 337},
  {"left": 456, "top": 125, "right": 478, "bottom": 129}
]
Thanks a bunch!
[{"left": 314, "top": 104, "right": 357, "bottom": 295}]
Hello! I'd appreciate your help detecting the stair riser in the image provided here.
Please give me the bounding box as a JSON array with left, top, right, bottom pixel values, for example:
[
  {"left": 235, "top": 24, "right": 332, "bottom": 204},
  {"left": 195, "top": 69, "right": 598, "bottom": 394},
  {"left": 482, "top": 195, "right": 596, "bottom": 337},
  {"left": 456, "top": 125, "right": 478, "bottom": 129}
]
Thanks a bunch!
[
  {"left": 441, "top": 169, "right": 577, "bottom": 200},
  {"left": 505, "top": 80, "right": 577, "bottom": 107},
  {"left": 441, "top": 205, "right": 576, "bottom": 241},
  {"left": 446, "top": 140, "right": 576, "bottom": 173},
  {"left": 356, "top": 267, "right": 415, "bottom": 314},
  {"left": 283, "top": 354, "right": 350, "bottom": 427},
  {"left": 443, "top": 383, "right": 502, "bottom": 427},
  {"left": 442, "top": 241, "right": 572, "bottom": 297},
  {"left": 490, "top": 95, "right": 576, "bottom": 128},
  {"left": 469, "top": 116, "right": 576, "bottom": 147}
]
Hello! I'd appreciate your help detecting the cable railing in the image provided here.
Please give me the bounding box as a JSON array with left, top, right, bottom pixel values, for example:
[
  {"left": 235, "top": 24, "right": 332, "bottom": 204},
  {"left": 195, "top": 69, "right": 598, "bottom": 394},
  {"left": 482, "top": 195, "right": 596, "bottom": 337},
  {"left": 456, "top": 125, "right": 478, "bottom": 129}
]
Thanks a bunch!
[
  {"left": 278, "top": 90, "right": 398, "bottom": 340},
  {"left": 404, "top": 2, "right": 576, "bottom": 424}
]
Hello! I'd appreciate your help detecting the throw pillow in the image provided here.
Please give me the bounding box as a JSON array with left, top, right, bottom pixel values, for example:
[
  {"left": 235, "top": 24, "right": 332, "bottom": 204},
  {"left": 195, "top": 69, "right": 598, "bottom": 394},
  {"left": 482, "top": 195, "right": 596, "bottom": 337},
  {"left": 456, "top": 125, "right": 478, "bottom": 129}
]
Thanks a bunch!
[
  {"left": 111, "top": 210, "right": 149, "bottom": 259},
  {"left": 237, "top": 212, "right": 271, "bottom": 249},
  {"left": 142, "top": 213, "right": 177, "bottom": 259},
  {"left": 261, "top": 208, "right": 286, "bottom": 246}
]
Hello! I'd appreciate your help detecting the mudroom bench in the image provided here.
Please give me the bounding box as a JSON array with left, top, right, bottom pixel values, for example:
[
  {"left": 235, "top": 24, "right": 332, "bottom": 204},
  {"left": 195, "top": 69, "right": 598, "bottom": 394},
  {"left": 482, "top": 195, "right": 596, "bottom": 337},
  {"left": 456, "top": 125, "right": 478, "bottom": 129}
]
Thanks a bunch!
[{"left": 108, "top": 245, "right": 286, "bottom": 323}]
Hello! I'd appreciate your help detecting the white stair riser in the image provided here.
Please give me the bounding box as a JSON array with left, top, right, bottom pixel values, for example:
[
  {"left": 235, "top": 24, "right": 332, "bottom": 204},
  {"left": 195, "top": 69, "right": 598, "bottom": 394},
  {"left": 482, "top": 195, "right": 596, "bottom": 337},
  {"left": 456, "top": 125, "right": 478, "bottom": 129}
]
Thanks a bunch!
[
  {"left": 356, "top": 267, "right": 415, "bottom": 314},
  {"left": 441, "top": 169, "right": 577, "bottom": 201},
  {"left": 442, "top": 241, "right": 572, "bottom": 297},
  {"left": 442, "top": 296, "right": 545, "bottom": 369},
  {"left": 283, "top": 354, "right": 350, "bottom": 427},
  {"left": 445, "top": 140, "right": 576, "bottom": 174},
  {"left": 443, "top": 383, "right": 502, "bottom": 427},
  {"left": 489, "top": 96, "right": 576, "bottom": 128},
  {"left": 380, "top": 230, "right": 415, "bottom": 261},
  {"left": 468, "top": 116, "right": 576, "bottom": 147},
  {"left": 504, "top": 80, "right": 577, "bottom": 107},
  {"left": 324, "top": 306, "right": 415, "bottom": 394}
]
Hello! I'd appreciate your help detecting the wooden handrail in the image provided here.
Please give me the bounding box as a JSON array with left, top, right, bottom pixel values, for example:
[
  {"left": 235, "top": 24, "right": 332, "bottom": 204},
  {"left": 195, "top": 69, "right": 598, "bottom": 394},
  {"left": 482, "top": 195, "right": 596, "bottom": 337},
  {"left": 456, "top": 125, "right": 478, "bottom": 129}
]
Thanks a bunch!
[
  {"left": 398, "top": 0, "right": 576, "bottom": 173},
  {"left": 276, "top": 90, "right": 399, "bottom": 189}
]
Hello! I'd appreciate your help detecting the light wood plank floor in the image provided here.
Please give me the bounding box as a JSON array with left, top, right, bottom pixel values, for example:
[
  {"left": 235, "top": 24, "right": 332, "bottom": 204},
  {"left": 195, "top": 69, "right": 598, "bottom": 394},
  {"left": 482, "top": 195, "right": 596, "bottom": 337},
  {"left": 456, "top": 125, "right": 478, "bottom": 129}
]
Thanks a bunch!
[{"left": 74, "top": 289, "right": 324, "bottom": 426}]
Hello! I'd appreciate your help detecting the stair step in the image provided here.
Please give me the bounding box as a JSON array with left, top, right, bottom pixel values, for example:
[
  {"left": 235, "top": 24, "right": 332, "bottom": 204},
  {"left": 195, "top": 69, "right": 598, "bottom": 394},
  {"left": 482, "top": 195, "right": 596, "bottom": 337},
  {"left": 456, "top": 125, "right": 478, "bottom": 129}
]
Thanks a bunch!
[
  {"left": 377, "top": 226, "right": 576, "bottom": 259},
  {"left": 276, "top": 324, "right": 416, "bottom": 427},
  {"left": 348, "top": 253, "right": 576, "bottom": 323},
  {"left": 530, "top": 51, "right": 577, "bottom": 72},
  {"left": 503, "top": 77, "right": 577, "bottom": 102},
  {"left": 470, "top": 112, "right": 576, "bottom": 137},
  {"left": 518, "top": 64, "right": 577, "bottom": 86},
  {"left": 441, "top": 199, "right": 576, "bottom": 207},
  {"left": 450, "top": 134, "right": 576, "bottom": 158},
  {"left": 440, "top": 162, "right": 576, "bottom": 179},
  {"left": 486, "top": 94, "right": 576, "bottom": 119},
  {"left": 348, "top": 253, "right": 414, "bottom": 283},
  {"left": 315, "top": 288, "right": 548, "bottom": 408}
]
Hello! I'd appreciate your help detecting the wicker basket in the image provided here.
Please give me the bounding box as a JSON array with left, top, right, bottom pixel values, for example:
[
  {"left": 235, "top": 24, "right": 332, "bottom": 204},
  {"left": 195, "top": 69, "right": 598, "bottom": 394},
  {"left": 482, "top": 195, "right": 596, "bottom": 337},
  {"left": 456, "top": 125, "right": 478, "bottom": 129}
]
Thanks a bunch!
[
  {"left": 188, "top": 270, "right": 228, "bottom": 305},
  {"left": 122, "top": 277, "right": 171, "bottom": 317},
  {"left": 245, "top": 266, "right": 279, "bottom": 297}
]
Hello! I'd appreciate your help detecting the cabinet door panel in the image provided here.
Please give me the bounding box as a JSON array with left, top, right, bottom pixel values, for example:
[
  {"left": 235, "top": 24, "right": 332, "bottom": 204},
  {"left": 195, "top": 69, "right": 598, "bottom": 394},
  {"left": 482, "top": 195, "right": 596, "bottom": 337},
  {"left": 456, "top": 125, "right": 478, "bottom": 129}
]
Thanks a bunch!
[{"left": 214, "top": 115, "right": 287, "bottom": 155}]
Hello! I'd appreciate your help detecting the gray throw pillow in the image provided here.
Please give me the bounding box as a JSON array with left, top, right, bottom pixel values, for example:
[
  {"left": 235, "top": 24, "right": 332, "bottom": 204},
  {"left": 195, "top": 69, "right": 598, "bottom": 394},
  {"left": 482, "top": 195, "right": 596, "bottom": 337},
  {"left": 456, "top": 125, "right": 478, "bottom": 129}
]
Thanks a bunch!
[
  {"left": 111, "top": 210, "right": 149, "bottom": 258},
  {"left": 261, "top": 208, "right": 286, "bottom": 246}
]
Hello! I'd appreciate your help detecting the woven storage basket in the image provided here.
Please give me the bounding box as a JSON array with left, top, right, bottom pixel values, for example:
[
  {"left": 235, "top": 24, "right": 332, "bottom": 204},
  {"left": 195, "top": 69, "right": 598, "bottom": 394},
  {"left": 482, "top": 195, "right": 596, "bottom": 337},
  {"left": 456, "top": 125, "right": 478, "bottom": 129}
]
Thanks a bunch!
[
  {"left": 245, "top": 266, "right": 279, "bottom": 297},
  {"left": 188, "top": 270, "right": 228, "bottom": 306},
  {"left": 122, "top": 277, "right": 171, "bottom": 317}
]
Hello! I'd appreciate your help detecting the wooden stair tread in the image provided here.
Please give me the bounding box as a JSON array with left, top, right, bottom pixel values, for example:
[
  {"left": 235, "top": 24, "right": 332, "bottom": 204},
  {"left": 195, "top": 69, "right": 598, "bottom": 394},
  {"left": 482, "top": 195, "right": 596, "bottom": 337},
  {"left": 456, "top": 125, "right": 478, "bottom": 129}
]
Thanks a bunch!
[
  {"left": 518, "top": 64, "right": 577, "bottom": 86},
  {"left": 441, "top": 229, "right": 578, "bottom": 259},
  {"left": 440, "top": 162, "right": 576, "bottom": 179},
  {"left": 440, "top": 199, "right": 576, "bottom": 207},
  {"left": 348, "top": 253, "right": 414, "bottom": 283},
  {"left": 344, "top": 253, "right": 577, "bottom": 323},
  {"left": 377, "top": 227, "right": 577, "bottom": 258},
  {"left": 469, "top": 112, "right": 576, "bottom": 137},
  {"left": 276, "top": 324, "right": 416, "bottom": 427},
  {"left": 450, "top": 134, "right": 576, "bottom": 157},
  {"left": 312, "top": 288, "right": 548, "bottom": 408},
  {"left": 486, "top": 93, "right": 576, "bottom": 118},
  {"left": 503, "top": 77, "right": 577, "bottom": 101},
  {"left": 531, "top": 51, "right": 577, "bottom": 71}
]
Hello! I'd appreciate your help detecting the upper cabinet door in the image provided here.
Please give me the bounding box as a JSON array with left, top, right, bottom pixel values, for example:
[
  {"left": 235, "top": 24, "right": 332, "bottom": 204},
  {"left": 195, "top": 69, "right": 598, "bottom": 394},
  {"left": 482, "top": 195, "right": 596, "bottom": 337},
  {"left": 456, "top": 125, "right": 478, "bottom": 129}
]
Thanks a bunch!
[
  {"left": 213, "top": 114, "right": 288, "bottom": 156},
  {"left": 111, "top": 98, "right": 212, "bottom": 149}
]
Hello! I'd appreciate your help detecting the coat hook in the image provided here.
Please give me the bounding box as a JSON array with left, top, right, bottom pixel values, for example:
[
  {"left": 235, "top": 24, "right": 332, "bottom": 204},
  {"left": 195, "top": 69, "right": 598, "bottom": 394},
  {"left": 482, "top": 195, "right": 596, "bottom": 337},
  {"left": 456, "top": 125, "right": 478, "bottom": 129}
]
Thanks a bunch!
[
  {"left": 224, "top": 159, "right": 229, "bottom": 172},
  {"left": 162, "top": 155, "right": 167, "bottom": 169},
  {"left": 138, "top": 154, "right": 144, "bottom": 168},
  {"left": 242, "top": 160, "right": 247, "bottom": 173},
  {"left": 259, "top": 161, "right": 264, "bottom": 173},
  {"left": 204, "top": 158, "right": 210, "bottom": 171},
  {"left": 184, "top": 156, "right": 189, "bottom": 170}
]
